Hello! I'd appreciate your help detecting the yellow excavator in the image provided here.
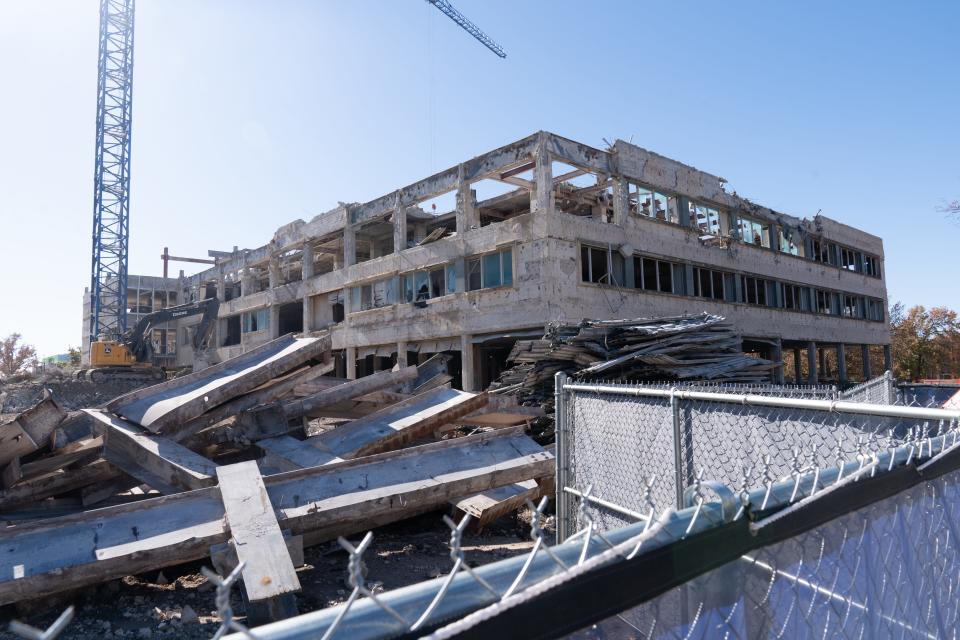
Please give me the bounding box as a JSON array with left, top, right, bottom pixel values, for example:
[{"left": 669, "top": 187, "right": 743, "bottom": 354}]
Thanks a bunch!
[{"left": 79, "top": 298, "right": 219, "bottom": 383}]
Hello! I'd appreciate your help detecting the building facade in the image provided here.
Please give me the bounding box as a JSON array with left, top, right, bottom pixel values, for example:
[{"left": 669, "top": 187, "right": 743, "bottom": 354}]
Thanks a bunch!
[{"left": 106, "top": 132, "right": 891, "bottom": 386}]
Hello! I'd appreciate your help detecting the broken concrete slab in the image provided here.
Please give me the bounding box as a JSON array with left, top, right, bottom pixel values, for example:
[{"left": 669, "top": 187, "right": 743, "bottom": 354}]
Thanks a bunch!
[
  {"left": 107, "top": 334, "right": 331, "bottom": 434},
  {"left": 0, "top": 428, "right": 550, "bottom": 604},
  {"left": 87, "top": 410, "right": 218, "bottom": 494}
]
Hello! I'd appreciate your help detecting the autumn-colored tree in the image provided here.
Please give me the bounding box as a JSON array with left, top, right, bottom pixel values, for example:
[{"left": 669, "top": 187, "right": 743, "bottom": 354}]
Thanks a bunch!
[
  {"left": 0, "top": 333, "right": 37, "bottom": 376},
  {"left": 890, "top": 303, "right": 960, "bottom": 380},
  {"left": 67, "top": 346, "right": 81, "bottom": 367}
]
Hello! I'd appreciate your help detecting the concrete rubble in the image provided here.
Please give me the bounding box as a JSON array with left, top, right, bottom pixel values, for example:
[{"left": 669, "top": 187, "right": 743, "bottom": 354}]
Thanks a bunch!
[{"left": 0, "top": 331, "right": 553, "bottom": 626}]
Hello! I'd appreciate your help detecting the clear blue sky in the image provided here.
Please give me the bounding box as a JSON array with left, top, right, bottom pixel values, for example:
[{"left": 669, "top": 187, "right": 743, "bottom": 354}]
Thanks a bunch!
[{"left": 1, "top": 1, "right": 957, "bottom": 357}]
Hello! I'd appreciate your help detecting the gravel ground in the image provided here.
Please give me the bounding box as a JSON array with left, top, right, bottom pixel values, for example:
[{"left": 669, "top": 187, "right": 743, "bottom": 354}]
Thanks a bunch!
[{"left": 0, "top": 509, "right": 554, "bottom": 640}]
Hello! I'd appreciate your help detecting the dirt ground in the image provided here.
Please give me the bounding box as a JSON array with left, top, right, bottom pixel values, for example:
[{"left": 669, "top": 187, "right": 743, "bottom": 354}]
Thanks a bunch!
[{"left": 0, "top": 509, "right": 554, "bottom": 640}]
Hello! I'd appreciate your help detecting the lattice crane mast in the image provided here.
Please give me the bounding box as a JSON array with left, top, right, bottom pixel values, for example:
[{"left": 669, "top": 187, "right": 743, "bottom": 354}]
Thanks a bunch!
[
  {"left": 425, "top": 0, "right": 507, "bottom": 58},
  {"left": 88, "top": 0, "right": 136, "bottom": 345}
]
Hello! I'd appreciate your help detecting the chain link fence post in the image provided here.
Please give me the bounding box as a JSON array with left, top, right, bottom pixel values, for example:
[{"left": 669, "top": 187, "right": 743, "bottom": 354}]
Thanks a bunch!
[
  {"left": 670, "top": 389, "right": 684, "bottom": 510},
  {"left": 555, "top": 371, "right": 570, "bottom": 543}
]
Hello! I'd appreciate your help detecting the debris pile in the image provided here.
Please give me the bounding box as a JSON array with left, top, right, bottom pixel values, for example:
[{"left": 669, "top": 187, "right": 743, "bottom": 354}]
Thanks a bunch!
[
  {"left": 0, "top": 333, "right": 552, "bottom": 622},
  {"left": 491, "top": 313, "right": 779, "bottom": 408}
]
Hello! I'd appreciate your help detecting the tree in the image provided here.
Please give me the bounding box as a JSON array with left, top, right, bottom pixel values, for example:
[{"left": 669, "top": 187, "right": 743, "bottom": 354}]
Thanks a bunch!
[
  {"left": 0, "top": 333, "right": 38, "bottom": 376},
  {"left": 67, "top": 346, "right": 81, "bottom": 367},
  {"left": 890, "top": 303, "right": 960, "bottom": 380}
]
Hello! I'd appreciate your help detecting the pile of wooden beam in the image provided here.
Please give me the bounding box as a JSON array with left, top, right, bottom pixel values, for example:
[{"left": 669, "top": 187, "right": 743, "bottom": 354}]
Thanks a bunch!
[
  {"left": 490, "top": 313, "right": 779, "bottom": 408},
  {"left": 0, "top": 333, "right": 553, "bottom": 621}
]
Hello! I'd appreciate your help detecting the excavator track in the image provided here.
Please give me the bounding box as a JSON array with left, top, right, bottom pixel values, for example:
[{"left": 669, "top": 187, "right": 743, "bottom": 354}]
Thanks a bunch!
[{"left": 78, "top": 367, "right": 166, "bottom": 384}]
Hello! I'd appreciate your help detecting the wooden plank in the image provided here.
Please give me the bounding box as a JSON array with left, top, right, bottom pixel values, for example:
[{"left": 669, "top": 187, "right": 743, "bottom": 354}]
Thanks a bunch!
[
  {"left": 216, "top": 462, "right": 300, "bottom": 619},
  {"left": 87, "top": 410, "right": 218, "bottom": 493},
  {"left": 107, "top": 333, "right": 331, "bottom": 434},
  {"left": 0, "top": 428, "right": 551, "bottom": 604},
  {"left": 164, "top": 362, "right": 335, "bottom": 442},
  {"left": 311, "top": 387, "right": 488, "bottom": 459}
]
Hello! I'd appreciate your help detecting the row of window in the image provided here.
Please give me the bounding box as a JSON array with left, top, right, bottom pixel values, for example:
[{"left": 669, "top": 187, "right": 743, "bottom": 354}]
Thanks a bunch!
[
  {"left": 810, "top": 239, "right": 882, "bottom": 278},
  {"left": 625, "top": 179, "right": 882, "bottom": 278},
  {"left": 350, "top": 248, "right": 515, "bottom": 312},
  {"left": 580, "top": 244, "right": 885, "bottom": 321}
]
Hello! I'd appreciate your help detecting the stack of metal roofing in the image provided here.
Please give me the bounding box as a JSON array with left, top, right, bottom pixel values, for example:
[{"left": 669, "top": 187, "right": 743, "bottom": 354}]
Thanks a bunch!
[{"left": 489, "top": 314, "right": 778, "bottom": 407}]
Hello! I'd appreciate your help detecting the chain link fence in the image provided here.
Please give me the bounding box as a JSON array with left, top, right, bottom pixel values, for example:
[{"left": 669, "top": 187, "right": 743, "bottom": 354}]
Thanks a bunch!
[
  {"left": 839, "top": 371, "right": 897, "bottom": 405},
  {"left": 555, "top": 374, "right": 947, "bottom": 540},
  {"left": 575, "top": 465, "right": 960, "bottom": 639}
]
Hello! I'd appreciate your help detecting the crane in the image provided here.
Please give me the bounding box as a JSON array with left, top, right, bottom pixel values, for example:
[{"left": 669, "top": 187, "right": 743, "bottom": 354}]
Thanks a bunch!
[
  {"left": 88, "top": 0, "right": 135, "bottom": 346},
  {"left": 86, "top": 1, "right": 503, "bottom": 347},
  {"left": 425, "top": 0, "right": 506, "bottom": 58}
]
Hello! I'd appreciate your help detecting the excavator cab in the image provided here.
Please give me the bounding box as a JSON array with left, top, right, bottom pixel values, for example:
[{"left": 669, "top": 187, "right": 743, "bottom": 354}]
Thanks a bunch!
[{"left": 80, "top": 298, "right": 219, "bottom": 383}]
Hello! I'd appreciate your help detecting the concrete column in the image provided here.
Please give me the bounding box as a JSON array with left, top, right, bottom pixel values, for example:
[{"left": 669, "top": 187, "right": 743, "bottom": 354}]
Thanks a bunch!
[
  {"left": 793, "top": 348, "right": 802, "bottom": 383},
  {"left": 303, "top": 295, "right": 315, "bottom": 333},
  {"left": 807, "top": 341, "right": 818, "bottom": 385},
  {"left": 240, "top": 268, "right": 255, "bottom": 296},
  {"left": 216, "top": 274, "right": 226, "bottom": 301},
  {"left": 414, "top": 223, "right": 427, "bottom": 244},
  {"left": 837, "top": 343, "right": 847, "bottom": 386},
  {"left": 460, "top": 333, "right": 476, "bottom": 392},
  {"left": 677, "top": 197, "right": 692, "bottom": 228},
  {"left": 393, "top": 192, "right": 407, "bottom": 253},
  {"left": 343, "top": 223, "right": 356, "bottom": 267},
  {"left": 302, "top": 243, "right": 315, "bottom": 280},
  {"left": 773, "top": 338, "right": 784, "bottom": 384},
  {"left": 862, "top": 344, "right": 872, "bottom": 379},
  {"left": 372, "top": 353, "right": 382, "bottom": 372},
  {"left": 883, "top": 345, "right": 892, "bottom": 373},
  {"left": 268, "top": 259, "right": 280, "bottom": 289},
  {"left": 531, "top": 134, "right": 552, "bottom": 214},
  {"left": 264, "top": 305, "right": 278, "bottom": 339},
  {"left": 612, "top": 177, "right": 628, "bottom": 226},
  {"left": 397, "top": 341, "right": 409, "bottom": 368},
  {"left": 346, "top": 346, "right": 357, "bottom": 380},
  {"left": 456, "top": 163, "right": 479, "bottom": 233}
]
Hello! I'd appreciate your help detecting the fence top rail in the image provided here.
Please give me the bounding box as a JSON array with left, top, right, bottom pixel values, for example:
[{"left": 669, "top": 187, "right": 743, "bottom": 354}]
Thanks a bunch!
[{"left": 561, "top": 382, "right": 960, "bottom": 422}]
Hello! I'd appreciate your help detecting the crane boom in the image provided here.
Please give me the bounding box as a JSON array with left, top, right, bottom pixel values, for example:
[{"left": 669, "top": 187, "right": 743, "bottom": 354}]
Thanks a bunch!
[
  {"left": 89, "top": 0, "right": 136, "bottom": 345},
  {"left": 425, "top": 0, "right": 506, "bottom": 58}
]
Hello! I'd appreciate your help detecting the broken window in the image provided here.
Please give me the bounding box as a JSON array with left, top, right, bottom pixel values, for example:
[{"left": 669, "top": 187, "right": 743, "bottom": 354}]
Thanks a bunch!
[
  {"left": 738, "top": 216, "right": 769, "bottom": 248},
  {"left": 466, "top": 248, "right": 514, "bottom": 292},
  {"left": 867, "top": 298, "right": 885, "bottom": 322},
  {"left": 352, "top": 276, "right": 398, "bottom": 310},
  {"left": 843, "top": 295, "right": 862, "bottom": 318},
  {"left": 778, "top": 228, "right": 800, "bottom": 256},
  {"left": 690, "top": 202, "right": 722, "bottom": 235},
  {"left": 811, "top": 238, "right": 831, "bottom": 264},
  {"left": 815, "top": 289, "right": 835, "bottom": 315},
  {"left": 631, "top": 184, "right": 679, "bottom": 224},
  {"left": 400, "top": 266, "right": 450, "bottom": 303},
  {"left": 633, "top": 255, "right": 682, "bottom": 295},
  {"left": 580, "top": 245, "right": 625, "bottom": 287},
  {"left": 863, "top": 255, "right": 881, "bottom": 278},
  {"left": 242, "top": 308, "right": 270, "bottom": 333},
  {"left": 839, "top": 246, "right": 858, "bottom": 272}
]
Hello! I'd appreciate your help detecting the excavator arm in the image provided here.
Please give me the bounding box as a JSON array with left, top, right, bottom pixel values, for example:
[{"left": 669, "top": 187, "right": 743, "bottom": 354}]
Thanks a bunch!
[{"left": 124, "top": 297, "right": 220, "bottom": 363}]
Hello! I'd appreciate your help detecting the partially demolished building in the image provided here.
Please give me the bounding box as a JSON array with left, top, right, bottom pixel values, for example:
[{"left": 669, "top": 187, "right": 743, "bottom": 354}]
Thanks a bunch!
[{"left": 82, "top": 131, "right": 891, "bottom": 387}]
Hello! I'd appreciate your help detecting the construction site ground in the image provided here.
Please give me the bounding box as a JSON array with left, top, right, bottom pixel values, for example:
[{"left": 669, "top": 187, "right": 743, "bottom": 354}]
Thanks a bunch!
[{"left": 0, "top": 507, "right": 552, "bottom": 639}]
